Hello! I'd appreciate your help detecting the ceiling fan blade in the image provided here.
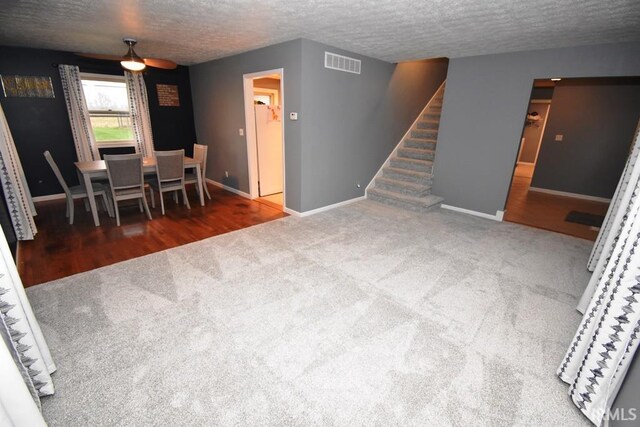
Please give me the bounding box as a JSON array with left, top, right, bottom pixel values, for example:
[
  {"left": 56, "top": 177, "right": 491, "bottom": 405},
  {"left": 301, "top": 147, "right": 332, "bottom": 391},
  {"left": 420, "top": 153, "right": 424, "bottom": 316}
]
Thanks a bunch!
[
  {"left": 75, "top": 52, "right": 124, "bottom": 61},
  {"left": 75, "top": 52, "right": 177, "bottom": 70},
  {"left": 143, "top": 58, "right": 177, "bottom": 69}
]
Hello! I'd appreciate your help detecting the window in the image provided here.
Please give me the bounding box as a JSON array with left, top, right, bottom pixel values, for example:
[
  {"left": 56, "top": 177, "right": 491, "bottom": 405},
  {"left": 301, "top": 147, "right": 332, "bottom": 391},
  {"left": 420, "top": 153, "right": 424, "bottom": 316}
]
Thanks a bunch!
[
  {"left": 80, "top": 74, "right": 134, "bottom": 146},
  {"left": 254, "top": 94, "right": 272, "bottom": 105}
]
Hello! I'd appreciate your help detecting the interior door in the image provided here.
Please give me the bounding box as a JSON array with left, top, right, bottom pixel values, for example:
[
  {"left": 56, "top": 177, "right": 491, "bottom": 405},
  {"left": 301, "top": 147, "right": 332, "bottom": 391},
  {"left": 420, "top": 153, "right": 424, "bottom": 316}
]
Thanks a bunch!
[{"left": 254, "top": 104, "right": 283, "bottom": 196}]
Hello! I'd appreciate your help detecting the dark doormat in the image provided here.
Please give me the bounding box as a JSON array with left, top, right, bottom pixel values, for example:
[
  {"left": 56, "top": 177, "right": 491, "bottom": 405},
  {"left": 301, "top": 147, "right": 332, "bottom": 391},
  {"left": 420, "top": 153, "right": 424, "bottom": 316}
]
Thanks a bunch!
[{"left": 565, "top": 211, "right": 605, "bottom": 227}]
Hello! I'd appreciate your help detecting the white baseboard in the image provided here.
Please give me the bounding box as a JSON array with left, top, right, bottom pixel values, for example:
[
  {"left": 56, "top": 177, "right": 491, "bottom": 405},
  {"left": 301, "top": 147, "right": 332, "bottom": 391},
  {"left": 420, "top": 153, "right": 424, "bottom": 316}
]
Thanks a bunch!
[
  {"left": 284, "top": 196, "right": 365, "bottom": 218},
  {"left": 528, "top": 187, "right": 611, "bottom": 203},
  {"left": 205, "top": 178, "right": 251, "bottom": 199},
  {"left": 441, "top": 204, "right": 504, "bottom": 222},
  {"left": 33, "top": 193, "right": 66, "bottom": 202}
]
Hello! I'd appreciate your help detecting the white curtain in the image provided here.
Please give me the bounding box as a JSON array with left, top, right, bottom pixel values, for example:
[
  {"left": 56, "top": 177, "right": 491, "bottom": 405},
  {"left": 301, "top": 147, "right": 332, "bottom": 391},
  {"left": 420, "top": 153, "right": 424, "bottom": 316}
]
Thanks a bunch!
[
  {"left": 579, "top": 121, "right": 640, "bottom": 312},
  {"left": 558, "top": 122, "right": 640, "bottom": 426},
  {"left": 0, "top": 103, "right": 37, "bottom": 241},
  {"left": 0, "top": 224, "right": 54, "bottom": 426},
  {"left": 59, "top": 65, "right": 100, "bottom": 162},
  {"left": 124, "top": 71, "right": 155, "bottom": 157}
]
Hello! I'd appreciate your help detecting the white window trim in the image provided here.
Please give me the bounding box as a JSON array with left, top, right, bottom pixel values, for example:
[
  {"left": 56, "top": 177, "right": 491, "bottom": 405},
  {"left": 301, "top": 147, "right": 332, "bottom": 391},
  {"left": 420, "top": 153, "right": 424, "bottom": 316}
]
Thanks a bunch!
[{"left": 80, "top": 72, "right": 135, "bottom": 147}]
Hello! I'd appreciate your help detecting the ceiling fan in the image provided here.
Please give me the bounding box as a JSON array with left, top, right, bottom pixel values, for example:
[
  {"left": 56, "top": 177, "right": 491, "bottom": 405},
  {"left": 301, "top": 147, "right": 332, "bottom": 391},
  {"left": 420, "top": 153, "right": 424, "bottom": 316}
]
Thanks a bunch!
[{"left": 76, "top": 38, "right": 177, "bottom": 71}]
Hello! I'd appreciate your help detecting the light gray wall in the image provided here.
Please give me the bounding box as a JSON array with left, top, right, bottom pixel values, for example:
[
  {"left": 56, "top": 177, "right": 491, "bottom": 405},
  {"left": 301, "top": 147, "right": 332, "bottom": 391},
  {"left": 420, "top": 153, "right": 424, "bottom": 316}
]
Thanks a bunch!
[
  {"left": 531, "top": 82, "right": 640, "bottom": 198},
  {"left": 190, "top": 38, "right": 448, "bottom": 213},
  {"left": 432, "top": 41, "right": 640, "bottom": 215},
  {"left": 189, "top": 39, "right": 303, "bottom": 210}
]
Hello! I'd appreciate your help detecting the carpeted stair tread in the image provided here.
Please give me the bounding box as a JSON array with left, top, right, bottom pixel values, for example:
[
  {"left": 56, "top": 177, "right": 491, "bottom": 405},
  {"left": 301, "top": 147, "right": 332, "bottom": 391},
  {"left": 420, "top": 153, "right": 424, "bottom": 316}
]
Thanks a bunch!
[
  {"left": 403, "top": 138, "right": 437, "bottom": 150},
  {"left": 416, "top": 120, "right": 440, "bottom": 130},
  {"left": 382, "top": 167, "right": 433, "bottom": 184},
  {"left": 368, "top": 188, "right": 443, "bottom": 212},
  {"left": 397, "top": 147, "right": 435, "bottom": 161},
  {"left": 389, "top": 157, "right": 434, "bottom": 172},
  {"left": 410, "top": 129, "right": 438, "bottom": 139},
  {"left": 374, "top": 176, "right": 431, "bottom": 197}
]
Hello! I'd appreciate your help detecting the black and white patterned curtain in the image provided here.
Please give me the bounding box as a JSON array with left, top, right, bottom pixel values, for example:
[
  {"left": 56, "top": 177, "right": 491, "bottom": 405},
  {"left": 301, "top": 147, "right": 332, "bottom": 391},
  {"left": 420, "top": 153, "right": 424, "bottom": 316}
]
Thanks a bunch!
[
  {"left": 585, "top": 120, "right": 640, "bottom": 277},
  {"left": 59, "top": 65, "right": 101, "bottom": 162},
  {"left": 558, "top": 121, "right": 640, "bottom": 426},
  {"left": 0, "top": 223, "right": 54, "bottom": 425},
  {"left": 0, "top": 103, "right": 37, "bottom": 240},
  {"left": 124, "top": 71, "right": 155, "bottom": 157}
]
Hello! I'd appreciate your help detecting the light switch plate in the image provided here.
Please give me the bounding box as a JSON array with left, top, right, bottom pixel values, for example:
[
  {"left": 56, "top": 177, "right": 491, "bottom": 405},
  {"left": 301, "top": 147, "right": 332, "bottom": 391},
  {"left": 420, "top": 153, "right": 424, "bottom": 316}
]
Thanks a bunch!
[
  {"left": 555, "top": 134, "right": 563, "bottom": 141},
  {"left": 239, "top": 128, "right": 244, "bottom": 136},
  {"left": 289, "top": 112, "right": 298, "bottom": 120}
]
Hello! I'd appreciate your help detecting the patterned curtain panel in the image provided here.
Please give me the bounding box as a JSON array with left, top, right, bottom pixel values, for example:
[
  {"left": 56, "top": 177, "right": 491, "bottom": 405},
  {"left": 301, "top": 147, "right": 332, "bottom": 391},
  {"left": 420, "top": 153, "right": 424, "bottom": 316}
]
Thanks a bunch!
[
  {"left": 0, "top": 224, "right": 54, "bottom": 425},
  {"left": 0, "top": 103, "right": 37, "bottom": 241},
  {"left": 579, "top": 121, "right": 640, "bottom": 313},
  {"left": 59, "top": 65, "right": 100, "bottom": 162},
  {"left": 125, "top": 71, "right": 155, "bottom": 157},
  {"left": 558, "top": 122, "right": 640, "bottom": 426}
]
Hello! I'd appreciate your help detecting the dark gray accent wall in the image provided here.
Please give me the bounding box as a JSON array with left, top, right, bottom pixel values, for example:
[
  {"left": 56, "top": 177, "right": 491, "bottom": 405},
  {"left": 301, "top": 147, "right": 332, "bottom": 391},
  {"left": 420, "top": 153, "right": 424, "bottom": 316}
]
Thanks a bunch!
[
  {"left": 531, "top": 87, "right": 554, "bottom": 100},
  {"left": 432, "top": 41, "right": 640, "bottom": 215},
  {"left": 531, "top": 82, "right": 640, "bottom": 199},
  {"left": 189, "top": 38, "right": 447, "bottom": 213},
  {"left": 0, "top": 45, "right": 197, "bottom": 197}
]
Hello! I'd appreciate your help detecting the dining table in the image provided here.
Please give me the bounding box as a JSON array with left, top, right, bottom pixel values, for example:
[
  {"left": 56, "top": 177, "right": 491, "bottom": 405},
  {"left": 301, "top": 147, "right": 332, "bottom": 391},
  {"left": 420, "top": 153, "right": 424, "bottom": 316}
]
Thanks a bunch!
[{"left": 75, "top": 156, "right": 205, "bottom": 227}]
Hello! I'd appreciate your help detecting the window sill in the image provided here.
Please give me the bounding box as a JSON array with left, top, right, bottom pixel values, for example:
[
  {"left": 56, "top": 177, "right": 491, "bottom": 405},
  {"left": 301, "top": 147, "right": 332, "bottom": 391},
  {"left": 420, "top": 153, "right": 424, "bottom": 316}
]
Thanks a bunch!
[{"left": 96, "top": 141, "right": 136, "bottom": 149}]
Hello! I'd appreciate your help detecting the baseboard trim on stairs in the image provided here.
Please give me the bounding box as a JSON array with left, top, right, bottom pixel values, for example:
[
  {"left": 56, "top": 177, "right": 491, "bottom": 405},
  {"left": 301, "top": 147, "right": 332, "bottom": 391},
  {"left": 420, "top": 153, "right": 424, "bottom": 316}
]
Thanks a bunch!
[
  {"left": 366, "top": 80, "right": 446, "bottom": 193},
  {"left": 206, "top": 178, "right": 251, "bottom": 199},
  {"left": 528, "top": 186, "right": 611, "bottom": 203},
  {"left": 33, "top": 193, "right": 66, "bottom": 202},
  {"left": 441, "top": 204, "right": 504, "bottom": 222},
  {"left": 284, "top": 196, "right": 365, "bottom": 218}
]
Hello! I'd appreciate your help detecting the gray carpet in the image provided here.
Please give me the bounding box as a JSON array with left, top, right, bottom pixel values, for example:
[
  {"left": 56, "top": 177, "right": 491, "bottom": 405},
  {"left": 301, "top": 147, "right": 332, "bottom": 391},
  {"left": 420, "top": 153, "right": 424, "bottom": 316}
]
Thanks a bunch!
[{"left": 27, "top": 200, "right": 592, "bottom": 426}]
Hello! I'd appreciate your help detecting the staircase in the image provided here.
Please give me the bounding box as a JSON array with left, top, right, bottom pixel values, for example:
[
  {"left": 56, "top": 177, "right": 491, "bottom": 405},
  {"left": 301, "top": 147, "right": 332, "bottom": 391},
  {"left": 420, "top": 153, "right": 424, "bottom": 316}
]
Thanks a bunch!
[{"left": 366, "top": 83, "right": 445, "bottom": 212}]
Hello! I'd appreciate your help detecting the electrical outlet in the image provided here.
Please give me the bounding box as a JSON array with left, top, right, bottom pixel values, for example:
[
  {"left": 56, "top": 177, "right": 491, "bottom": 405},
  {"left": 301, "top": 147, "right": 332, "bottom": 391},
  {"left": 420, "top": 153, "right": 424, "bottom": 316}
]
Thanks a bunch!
[
  {"left": 555, "top": 134, "right": 563, "bottom": 142},
  {"left": 239, "top": 128, "right": 244, "bottom": 136},
  {"left": 225, "top": 171, "right": 229, "bottom": 178}
]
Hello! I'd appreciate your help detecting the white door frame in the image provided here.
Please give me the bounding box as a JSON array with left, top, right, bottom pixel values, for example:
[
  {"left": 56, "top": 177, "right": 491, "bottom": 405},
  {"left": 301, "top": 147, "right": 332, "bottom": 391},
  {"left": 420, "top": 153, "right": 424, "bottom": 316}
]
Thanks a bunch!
[{"left": 242, "top": 68, "right": 286, "bottom": 206}]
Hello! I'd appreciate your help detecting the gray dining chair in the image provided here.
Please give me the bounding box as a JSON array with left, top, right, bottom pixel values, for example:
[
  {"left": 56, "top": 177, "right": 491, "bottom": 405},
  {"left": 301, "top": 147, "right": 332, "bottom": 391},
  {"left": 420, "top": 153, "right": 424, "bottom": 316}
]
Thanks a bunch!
[
  {"left": 184, "top": 143, "right": 211, "bottom": 200},
  {"left": 104, "top": 153, "right": 152, "bottom": 226},
  {"left": 43, "top": 150, "right": 113, "bottom": 224},
  {"left": 150, "top": 149, "right": 191, "bottom": 215}
]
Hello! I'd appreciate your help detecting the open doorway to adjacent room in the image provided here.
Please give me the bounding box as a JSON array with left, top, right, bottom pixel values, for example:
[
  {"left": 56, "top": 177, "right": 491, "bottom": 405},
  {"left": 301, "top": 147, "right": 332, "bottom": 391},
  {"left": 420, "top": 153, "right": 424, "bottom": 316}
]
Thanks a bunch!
[
  {"left": 504, "top": 77, "right": 640, "bottom": 240},
  {"left": 243, "top": 69, "right": 285, "bottom": 211}
]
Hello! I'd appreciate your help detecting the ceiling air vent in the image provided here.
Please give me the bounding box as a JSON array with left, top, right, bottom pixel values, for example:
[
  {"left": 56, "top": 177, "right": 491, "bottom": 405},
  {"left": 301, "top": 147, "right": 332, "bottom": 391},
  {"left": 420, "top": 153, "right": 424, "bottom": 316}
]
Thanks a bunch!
[{"left": 324, "top": 52, "right": 361, "bottom": 75}]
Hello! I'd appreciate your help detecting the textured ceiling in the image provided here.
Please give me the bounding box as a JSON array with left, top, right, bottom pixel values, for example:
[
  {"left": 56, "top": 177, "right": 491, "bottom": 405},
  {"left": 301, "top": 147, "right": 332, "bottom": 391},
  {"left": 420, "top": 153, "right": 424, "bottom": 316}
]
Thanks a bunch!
[{"left": 0, "top": 0, "right": 639, "bottom": 65}]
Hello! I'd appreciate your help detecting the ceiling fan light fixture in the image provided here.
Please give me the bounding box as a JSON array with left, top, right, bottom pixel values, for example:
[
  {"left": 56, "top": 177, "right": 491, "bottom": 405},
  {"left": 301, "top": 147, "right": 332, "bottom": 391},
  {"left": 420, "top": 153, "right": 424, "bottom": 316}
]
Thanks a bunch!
[{"left": 120, "top": 38, "right": 146, "bottom": 71}]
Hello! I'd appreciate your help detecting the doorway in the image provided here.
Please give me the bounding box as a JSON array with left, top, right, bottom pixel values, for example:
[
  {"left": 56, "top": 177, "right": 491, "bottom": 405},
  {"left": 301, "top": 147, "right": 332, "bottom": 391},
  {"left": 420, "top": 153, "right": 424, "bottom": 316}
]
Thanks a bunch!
[
  {"left": 515, "top": 99, "right": 551, "bottom": 179},
  {"left": 242, "top": 69, "right": 285, "bottom": 210},
  {"left": 504, "top": 77, "right": 640, "bottom": 240}
]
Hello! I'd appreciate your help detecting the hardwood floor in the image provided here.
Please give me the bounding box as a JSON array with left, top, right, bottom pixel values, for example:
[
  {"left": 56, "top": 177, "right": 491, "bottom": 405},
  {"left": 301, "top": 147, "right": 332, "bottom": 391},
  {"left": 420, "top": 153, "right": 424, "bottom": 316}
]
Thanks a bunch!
[
  {"left": 256, "top": 192, "right": 283, "bottom": 210},
  {"left": 18, "top": 184, "right": 288, "bottom": 287},
  {"left": 504, "top": 164, "right": 609, "bottom": 241}
]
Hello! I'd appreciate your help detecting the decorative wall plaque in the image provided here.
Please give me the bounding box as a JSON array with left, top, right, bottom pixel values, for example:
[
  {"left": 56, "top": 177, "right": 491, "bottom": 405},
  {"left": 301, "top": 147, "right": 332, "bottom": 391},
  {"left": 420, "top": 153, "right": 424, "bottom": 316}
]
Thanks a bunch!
[
  {"left": 1, "top": 75, "right": 55, "bottom": 98},
  {"left": 156, "top": 84, "right": 180, "bottom": 107}
]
